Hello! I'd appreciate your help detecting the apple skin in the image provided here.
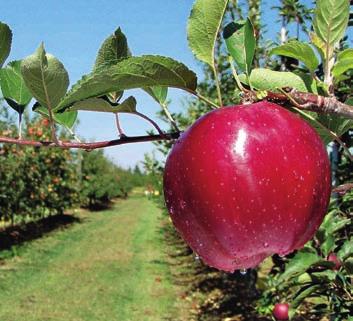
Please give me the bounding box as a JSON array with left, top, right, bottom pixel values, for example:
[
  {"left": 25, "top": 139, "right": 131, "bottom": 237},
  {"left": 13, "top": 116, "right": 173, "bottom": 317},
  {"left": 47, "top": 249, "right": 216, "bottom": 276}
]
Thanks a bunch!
[
  {"left": 163, "top": 102, "right": 331, "bottom": 272},
  {"left": 273, "top": 303, "right": 289, "bottom": 320}
]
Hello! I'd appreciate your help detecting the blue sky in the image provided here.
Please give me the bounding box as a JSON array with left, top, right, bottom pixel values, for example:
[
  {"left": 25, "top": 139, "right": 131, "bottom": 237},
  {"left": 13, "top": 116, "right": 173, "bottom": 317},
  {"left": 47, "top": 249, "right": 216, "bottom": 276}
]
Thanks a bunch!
[{"left": 0, "top": 0, "right": 350, "bottom": 168}]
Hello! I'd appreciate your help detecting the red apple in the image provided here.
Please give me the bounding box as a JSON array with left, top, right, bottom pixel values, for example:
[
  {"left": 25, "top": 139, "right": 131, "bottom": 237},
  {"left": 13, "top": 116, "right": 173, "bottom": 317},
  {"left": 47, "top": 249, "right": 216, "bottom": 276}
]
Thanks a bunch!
[
  {"left": 327, "top": 253, "right": 341, "bottom": 270},
  {"left": 273, "top": 303, "right": 289, "bottom": 320},
  {"left": 163, "top": 102, "right": 331, "bottom": 272}
]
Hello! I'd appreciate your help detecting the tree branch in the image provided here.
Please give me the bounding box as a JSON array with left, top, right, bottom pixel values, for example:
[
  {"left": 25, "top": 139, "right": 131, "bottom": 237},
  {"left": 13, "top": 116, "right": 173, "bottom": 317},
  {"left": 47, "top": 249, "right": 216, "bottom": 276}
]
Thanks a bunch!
[
  {"left": 264, "top": 89, "right": 353, "bottom": 119},
  {"left": 0, "top": 132, "right": 181, "bottom": 150},
  {"left": 332, "top": 183, "right": 353, "bottom": 196}
]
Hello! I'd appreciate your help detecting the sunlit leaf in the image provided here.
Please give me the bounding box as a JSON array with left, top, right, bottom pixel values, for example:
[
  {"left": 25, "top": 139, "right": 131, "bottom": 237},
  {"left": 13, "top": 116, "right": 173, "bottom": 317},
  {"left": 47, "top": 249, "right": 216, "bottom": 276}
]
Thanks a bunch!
[
  {"left": 246, "top": 68, "right": 308, "bottom": 92},
  {"left": 56, "top": 55, "right": 197, "bottom": 112},
  {"left": 278, "top": 249, "right": 321, "bottom": 282},
  {"left": 332, "top": 48, "right": 353, "bottom": 77},
  {"left": 0, "top": 22, "right": 12, "bottom": 68},
  {"left": 338, "top": 239, "right": 353, "bottom": 261},
  {"left": 313, "top": 0, "right": 349, "bottom": 46},
  {"left": 270, "top": 41, "right": 319, "bottom": 73},
  {"left": 144, "top": 86, "right": 168, "bottom": 104},
  {"left": 21, "top": 43, "right": 69, "bottom": 109},
  {"left": 70, "top": 95, "right": 136, "bottom": 113},
  {"left": 223, "top": 18, "right": 256, "bottom": 74},
  {"left": 187, "top": 0, "right": 228, "bottom": 66},
  {"left": 33, "top": 103, "right": 77, "bottom": 129},
  {"left": 93, "top": 27, "right": 131, "bottom": 71},
  {"left": 0, "top": 60, "right": 32, "bottom": 114}
]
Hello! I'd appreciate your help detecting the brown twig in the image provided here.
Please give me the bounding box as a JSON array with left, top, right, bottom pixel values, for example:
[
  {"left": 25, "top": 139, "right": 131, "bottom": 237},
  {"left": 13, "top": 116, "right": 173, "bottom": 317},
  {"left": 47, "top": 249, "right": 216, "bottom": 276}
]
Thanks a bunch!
[
  {"left": 332, "top": 183, "right": 353, "bottom": 196},
  {"left": 265, "top": 89, "right": 353, "bottom": 120},
  {"left": 0, "top": 132, "right": 181, "bottom": 150}
]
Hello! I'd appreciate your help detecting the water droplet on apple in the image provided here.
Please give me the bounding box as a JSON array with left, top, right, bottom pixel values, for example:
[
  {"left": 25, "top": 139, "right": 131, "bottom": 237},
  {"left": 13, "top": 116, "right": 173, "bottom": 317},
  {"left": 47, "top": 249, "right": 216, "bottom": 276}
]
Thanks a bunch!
[
  {"left": 263, "top": 242, "right": 269, "bottom": 248},
  {"left": 194, "top": 254, "right": 200, "bottom": 261},
  {"left": 239, "top": 268, "right": 247, "bottom": 275}
]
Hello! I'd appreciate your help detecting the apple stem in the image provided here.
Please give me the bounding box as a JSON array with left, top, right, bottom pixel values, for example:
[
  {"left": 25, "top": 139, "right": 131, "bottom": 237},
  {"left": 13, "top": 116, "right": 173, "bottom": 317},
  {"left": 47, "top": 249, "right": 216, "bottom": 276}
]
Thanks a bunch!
[
  {"left": 189, "top": 91, "right": 219, "bottom": 109},
  {"left": 18, "top": 113, "right": 23, "bottom": 140},
  {"left": 229, "top": 57, "right": 246, "bottom": 93},
  {"left": 212, "top": 63, "right": 223, "bottom": 108},
  {"left": 159, "top": 102, "right": 180, "bottom": 132},
  {"left": 129, "top": 111, "right": 166, "bottom": 137},
  {"left": 115, "top": 113, "right": 125, "bottom": 137}
]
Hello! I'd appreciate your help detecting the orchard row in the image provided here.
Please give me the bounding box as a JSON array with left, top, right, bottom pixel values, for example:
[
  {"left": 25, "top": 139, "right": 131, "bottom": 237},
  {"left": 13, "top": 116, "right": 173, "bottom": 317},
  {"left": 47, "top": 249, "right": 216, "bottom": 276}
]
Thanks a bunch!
[{"left": 0, "top": 115, "right": 144, "bottom": 226}]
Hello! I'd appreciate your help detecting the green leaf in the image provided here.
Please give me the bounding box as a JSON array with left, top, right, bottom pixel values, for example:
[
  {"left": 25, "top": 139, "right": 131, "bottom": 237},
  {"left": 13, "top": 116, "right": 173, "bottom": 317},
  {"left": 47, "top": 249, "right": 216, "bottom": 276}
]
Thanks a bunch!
[
  {"left": 298, "top": 97, "right": 353, "bottom": 143},
  {"left": 344, "top": 258, "right": 353, "bottom": 275},
  {"left": 187, "top": 0, "right": 228, "bottom": 66},
  {"left": 247, "top": 68, "right": 308, "bottom": 92},
  {"left": 290, "top": 284, "right": 321, "bottom": 315},
  {"left": 311, "top": 260, "right": 336, "bottom": 270},
  {"left": 0, "top": 22, "right": 12, "bottom": 68},
  {"left": 33, "top": 103, "right": 77, "bottom": 129},
  {"left": 21, "top": 43, "right": 69, "bottom": 110},
  {"left": 337, "top": 48, "right": 353, "bottom": 61},
  {"left": 313, "top": 0, "right": 350, "bottom": 46},
  {"left": 56, "top": 55, "right": 197, "bottom": 112},
  {"left": 93, "top": 27, "right": 131, "bottom": 71},
  {"left": 269, "top": 41, "right": 319, "bottom": 73},
  {"left": 310, "top": 32, "right": 326, "bottom": 61},
  {"left": 338, "top": 239, "right": 353, "bottom": 261},
  {"left": 321, "top": 234, "right": 335, "bottom": 257},
  {"left": 278, "top": 249, "right": 322, "bottom": 282},
  {"left": 144, "top": 86, "right": 168, "bottom": 104},
  {"left": 223, "top": 18, "right": 256, "bottom": 74},
  {"left": 332, "top": 48, "right": 353, "bottom": 77},
  {"left": 0, "top": 60, "right": 32, "bottom": 114},
  {"left": 315, "top": 114, "right": 353, "bottom": 144},
  {"left": 70, "top": 95, "right": 136, "bottom": 113},
  {"left": 299, "top": 73, "right": 318, "bottom": 94}
]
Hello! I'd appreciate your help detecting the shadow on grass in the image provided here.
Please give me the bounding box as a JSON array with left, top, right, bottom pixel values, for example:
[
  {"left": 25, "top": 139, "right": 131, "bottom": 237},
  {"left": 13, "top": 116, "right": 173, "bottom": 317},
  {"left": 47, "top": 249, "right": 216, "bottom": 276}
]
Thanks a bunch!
[
  {"left": 153, "top": 198, "right": 271, "bottom": 321},
  {"left": 0, "top": 213, "right": 82, "bottom": 253}
]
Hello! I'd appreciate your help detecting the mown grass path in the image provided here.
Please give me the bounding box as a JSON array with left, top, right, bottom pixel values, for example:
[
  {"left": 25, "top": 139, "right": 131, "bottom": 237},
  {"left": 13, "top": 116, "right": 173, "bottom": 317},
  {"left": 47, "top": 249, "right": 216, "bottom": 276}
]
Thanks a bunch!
[{"left": 0, "top": 195, "right": 183, "bottom": 321}]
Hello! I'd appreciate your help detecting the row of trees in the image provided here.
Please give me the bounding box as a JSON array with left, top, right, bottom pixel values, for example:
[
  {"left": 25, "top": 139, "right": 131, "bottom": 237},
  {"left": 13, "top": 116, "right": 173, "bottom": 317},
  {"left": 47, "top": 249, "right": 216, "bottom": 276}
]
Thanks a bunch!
[{"left": 0, "top": 108, "right": 144, "bottom": 225}]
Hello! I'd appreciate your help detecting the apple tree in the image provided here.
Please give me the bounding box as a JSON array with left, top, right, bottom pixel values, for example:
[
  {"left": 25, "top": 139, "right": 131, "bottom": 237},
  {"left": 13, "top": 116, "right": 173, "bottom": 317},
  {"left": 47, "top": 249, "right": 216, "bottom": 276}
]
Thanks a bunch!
[{"left": 0, "top": 0, "right": 352, "bottom": 319}]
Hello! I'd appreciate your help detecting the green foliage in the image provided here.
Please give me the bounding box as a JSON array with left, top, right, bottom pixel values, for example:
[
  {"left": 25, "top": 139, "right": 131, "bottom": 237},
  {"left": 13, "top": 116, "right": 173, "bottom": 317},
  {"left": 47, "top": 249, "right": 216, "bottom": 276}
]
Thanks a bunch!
[
  {"left": 144, "top": 86, "right": 168, "bottom": 105},
  {"left": 258, "top": 196, "right": 353, "bottom": 320},
  {"left": 93, "top": 27, "right": 131, "bottom": 104},
  {"left": 0, "top": 22, "right": 12, "bottom": 68},
  {"left": 56, "top": 55, "right": 197, "bottom": 112},
  {"left": 333, "top": 48, "right": 353, "bottom": 77},
  {"left": 242, "top": 68, "right": 308, "bottom": 92},
  {"left": 313, "top": 0, "right": 350, "bottom": 47},
  {"left": 269, "top": 40, "right": 319, "bottom": 73},
  {"left": 223, "top": 18, "right": 256, "bottom": 75},
  {"left": 0, "top": 60, "right": 32, "bottom": 114},
  {"left": 21, "top": 44, "right": 69, "bottom": 110},
  {"left": 0, "top": 119, "right": 79, "bottom": 224},
  {"left": 93, "top": 27, "right": 131, "bottom": 72},
  {"left": 69, "top": 96, "right": 136, "bottom": 114},
  {"left": 33, "top": 104, "right": 78, "bottom": 129},
  {"left": 80, "top": 149, "right": 141, "bottom": 209},
  {"left": 142, "top": 152, "right": 163, "bottom": 193},
  {"left": 187, "top": 0, "right": 229, "bottom": 67}
]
